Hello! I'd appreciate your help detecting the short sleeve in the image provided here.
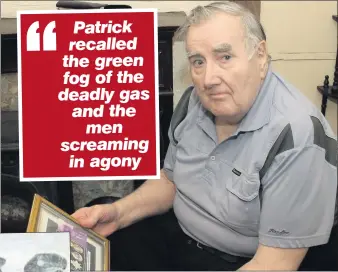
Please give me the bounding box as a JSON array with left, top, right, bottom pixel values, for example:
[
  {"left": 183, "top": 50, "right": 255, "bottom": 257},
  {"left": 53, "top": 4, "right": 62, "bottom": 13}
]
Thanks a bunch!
[
  {"left": 162, "top": 114, "right": 181, "bottom": 182},
  {"left": 259, "top": 139, "right": 337, "bottom": 248},
  {"left": 163, "top": 141, "right": 177, "bottom": 181}
]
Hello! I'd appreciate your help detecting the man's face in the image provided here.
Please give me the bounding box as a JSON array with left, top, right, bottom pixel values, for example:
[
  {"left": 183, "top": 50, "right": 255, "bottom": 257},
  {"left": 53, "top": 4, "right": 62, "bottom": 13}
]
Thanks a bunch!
[{"left": 186, "top": 12, "right": 266, "bottom": 122}]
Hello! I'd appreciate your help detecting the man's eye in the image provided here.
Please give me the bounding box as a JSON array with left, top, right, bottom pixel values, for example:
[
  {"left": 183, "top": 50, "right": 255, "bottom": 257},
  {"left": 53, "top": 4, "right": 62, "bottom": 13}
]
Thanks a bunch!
[
  {"left": 222, "top": 55, "right": 231, "bottom": 61},
  {"left": 193, "top": 59, "right": 204, "bottom": 67}
]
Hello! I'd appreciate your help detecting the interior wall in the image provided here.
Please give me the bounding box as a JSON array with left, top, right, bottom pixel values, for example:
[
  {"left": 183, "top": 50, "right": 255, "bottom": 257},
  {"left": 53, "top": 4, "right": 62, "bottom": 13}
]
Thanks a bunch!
[{"left": 261, "top": 1, "right": 337, "bottom": 135}]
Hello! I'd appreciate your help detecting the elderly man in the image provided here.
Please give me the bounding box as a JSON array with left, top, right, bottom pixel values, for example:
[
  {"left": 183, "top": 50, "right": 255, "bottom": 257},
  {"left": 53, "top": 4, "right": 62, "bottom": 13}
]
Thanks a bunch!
[{"left": 72, "top": 1, "right": 337, "bottom": 270}]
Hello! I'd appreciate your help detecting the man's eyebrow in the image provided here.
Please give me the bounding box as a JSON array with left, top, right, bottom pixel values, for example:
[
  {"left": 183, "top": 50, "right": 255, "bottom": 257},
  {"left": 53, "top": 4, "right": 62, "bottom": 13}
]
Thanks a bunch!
[
  {"left": 186, "top": 43, "right": 232, "bottom": 58},
  {"left": 213, "top": 43, "right": 232, "bottom": 53},
  {"left": 186, "top": 51, "right": 203, "bottom": 59}
]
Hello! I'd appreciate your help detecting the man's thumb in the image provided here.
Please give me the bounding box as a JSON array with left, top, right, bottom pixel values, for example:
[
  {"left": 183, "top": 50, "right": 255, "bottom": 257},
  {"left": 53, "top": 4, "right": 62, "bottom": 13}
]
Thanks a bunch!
[{"left": 72, "top": 207, "right": 101, "bottom": 228}]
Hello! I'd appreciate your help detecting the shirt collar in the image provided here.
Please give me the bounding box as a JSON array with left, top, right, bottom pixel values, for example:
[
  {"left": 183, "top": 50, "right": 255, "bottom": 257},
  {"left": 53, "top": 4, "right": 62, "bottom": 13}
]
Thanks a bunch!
[{"left": 237, "top": 64, "right": 275, "bottom": 133}]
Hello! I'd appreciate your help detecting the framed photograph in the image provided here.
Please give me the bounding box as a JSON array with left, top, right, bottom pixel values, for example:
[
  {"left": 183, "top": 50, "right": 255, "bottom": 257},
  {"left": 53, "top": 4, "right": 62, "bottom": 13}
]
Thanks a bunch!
[{"left": 27, "top": 194, "right": 110, "bottom": 271}]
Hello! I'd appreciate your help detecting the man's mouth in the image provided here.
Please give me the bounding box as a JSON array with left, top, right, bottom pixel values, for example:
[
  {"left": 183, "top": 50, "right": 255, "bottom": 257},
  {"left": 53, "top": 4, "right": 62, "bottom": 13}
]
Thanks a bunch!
[{"left": 209, "top": 92, "right": 229, "bottom": 99}]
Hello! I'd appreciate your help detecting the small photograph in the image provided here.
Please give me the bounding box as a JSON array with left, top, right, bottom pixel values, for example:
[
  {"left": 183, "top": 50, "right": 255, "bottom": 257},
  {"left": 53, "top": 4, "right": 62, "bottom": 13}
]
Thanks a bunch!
[{"left": 0, "top": 232, "right": 70, "bottom": 272}]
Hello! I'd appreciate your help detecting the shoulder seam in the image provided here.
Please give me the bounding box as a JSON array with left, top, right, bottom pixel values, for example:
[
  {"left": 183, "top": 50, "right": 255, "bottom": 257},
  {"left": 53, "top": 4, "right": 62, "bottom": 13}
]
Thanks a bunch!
[{"left": 260, "top": 123, "right": 294, "bottom": 180}]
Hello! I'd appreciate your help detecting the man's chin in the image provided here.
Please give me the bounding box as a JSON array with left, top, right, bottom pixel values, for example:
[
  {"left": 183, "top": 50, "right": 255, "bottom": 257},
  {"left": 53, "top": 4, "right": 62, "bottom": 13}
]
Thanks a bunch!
[
  {"left": 208, "top": 101, "right": 231, "bottom": 112},
  {"left": 209, "top": 107, "right": 242, "bottom": 122}
]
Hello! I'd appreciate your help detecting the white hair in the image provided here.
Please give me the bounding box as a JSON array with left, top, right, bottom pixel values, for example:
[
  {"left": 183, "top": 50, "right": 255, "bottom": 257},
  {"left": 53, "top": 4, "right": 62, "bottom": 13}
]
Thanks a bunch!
[{"left": 175, "top": 1, "right": 269, "bottom": 59}]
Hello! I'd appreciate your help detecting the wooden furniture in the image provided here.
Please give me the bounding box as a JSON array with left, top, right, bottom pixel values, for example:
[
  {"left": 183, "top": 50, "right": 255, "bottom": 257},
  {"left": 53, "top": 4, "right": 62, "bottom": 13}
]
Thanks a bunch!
[{"left": 318, "top": 15, "right": 338, "bottom": 115}]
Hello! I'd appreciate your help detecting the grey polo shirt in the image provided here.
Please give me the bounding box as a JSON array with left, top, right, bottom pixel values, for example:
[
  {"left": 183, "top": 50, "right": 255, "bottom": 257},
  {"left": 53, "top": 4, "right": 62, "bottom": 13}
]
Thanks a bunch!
[{"left": 163, "top": 65, "right": 337, "bottom": 258}]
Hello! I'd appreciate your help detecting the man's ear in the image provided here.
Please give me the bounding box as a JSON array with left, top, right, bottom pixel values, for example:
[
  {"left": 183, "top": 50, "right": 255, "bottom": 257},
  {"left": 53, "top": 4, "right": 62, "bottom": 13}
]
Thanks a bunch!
[
  {"left": 256, "top": 40, "right": 269, "bottom": 76},
  {"left": 257, "top": 40, "right": 268, "bottom": 62}
]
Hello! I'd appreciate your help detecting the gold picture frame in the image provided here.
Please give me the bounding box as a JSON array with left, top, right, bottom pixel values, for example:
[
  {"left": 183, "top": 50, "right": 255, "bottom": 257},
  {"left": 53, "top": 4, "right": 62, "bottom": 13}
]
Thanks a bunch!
[{"left": 27, "top": 194, "right": 110, "bottom": 271}]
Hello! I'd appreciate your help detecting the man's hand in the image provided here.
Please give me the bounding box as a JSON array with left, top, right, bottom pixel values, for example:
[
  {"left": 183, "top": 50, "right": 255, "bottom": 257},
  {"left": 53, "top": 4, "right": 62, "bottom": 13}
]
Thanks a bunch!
[
  {"left": 239, "top": 244, "right": 308, "bottom": 271},
  {"left": 71, "top": 170, "right": 176, "bottom": 237},
  {"left": 72, "top": 203, "right": 120, "bottom": 237}
]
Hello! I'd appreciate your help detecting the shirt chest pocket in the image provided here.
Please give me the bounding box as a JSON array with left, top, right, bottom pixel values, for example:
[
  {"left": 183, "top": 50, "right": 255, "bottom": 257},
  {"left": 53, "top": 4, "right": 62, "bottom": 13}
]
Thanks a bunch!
[{"left": 214, "top": 162, "right": 261, "bottom": 228}]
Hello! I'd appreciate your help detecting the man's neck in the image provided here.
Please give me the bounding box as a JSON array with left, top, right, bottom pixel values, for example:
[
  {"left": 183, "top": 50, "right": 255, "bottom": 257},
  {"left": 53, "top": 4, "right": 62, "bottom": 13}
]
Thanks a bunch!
[{"left": 214, "top": 117, "right": 239, "bottom": 143}]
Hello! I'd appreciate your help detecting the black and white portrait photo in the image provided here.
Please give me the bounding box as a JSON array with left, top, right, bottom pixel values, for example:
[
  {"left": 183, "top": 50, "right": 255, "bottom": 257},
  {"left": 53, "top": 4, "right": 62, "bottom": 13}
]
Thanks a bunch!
[{"left": 0, "top": 232, "right": 70, "bottom": 272}]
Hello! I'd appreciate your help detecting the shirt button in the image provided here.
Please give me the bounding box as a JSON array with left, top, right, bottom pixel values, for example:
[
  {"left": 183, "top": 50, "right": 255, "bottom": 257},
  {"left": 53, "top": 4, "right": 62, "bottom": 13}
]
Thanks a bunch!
[{"left": 210, "top": 156, "right": 216, "bottom": 161}]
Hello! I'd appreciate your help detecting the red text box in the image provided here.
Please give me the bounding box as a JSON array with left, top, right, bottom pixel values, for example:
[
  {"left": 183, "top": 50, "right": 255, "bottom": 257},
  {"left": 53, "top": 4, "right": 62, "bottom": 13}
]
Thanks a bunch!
[{"left": 17, "top": 9, "right": 160, "bottom": 181}]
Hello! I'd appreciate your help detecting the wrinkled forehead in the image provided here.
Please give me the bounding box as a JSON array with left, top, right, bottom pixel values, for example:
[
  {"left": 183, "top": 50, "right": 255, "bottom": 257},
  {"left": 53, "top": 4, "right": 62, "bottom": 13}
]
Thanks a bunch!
[{"left": 185, "top": 13, "right": 246, "bottom": 54}]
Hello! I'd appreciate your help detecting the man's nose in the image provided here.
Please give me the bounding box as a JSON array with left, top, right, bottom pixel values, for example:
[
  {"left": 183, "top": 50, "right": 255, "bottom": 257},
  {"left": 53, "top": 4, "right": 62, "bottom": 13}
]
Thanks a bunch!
[{"left": 203, "top": 62, "right": 222, "bottom": 88}]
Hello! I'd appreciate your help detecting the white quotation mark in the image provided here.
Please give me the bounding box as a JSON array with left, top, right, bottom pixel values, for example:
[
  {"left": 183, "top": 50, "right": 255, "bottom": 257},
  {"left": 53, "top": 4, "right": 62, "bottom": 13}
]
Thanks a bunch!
[{"left": 26, "top": 21, "right": 57, "bottom": 51}]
